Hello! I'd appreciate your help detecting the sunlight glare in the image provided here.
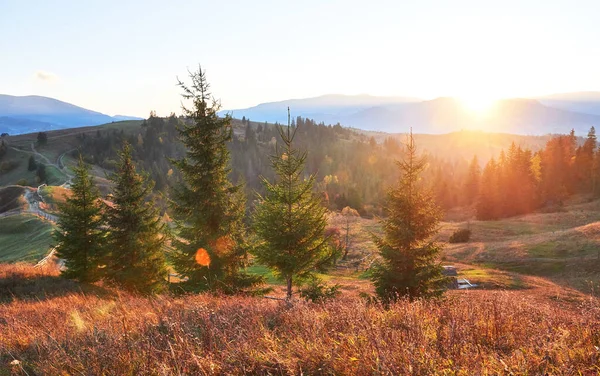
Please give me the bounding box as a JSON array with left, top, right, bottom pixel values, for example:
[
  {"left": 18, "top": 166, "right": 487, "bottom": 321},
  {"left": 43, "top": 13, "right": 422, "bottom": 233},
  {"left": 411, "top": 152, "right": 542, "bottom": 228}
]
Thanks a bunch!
[{"left": 458, "top": 95, "right": 497, "bottom": 115}]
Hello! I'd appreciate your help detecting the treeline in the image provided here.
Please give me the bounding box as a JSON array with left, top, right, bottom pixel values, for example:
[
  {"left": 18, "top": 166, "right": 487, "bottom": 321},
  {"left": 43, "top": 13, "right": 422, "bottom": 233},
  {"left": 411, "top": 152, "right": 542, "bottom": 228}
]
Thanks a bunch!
[
  {"left": 73, "top": 110, "right": 472, "bottom": 217},
  {"left": 475, "top": 128, "right": 597, "bottom": 220}
]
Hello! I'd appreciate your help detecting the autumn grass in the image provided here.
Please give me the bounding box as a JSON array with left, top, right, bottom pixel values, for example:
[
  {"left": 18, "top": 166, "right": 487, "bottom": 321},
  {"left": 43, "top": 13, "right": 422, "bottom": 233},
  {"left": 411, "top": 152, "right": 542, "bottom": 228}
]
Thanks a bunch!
[
  {"left": 1, "top": 264, "right": 599, "bottom": 375},
  {"left": 440, "top": 198, "right": 600, "bottom": 293}
]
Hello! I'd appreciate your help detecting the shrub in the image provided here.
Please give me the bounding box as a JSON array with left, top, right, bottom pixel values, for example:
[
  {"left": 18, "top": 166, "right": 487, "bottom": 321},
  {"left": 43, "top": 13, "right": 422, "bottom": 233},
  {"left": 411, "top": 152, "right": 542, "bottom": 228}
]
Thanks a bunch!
[
  {"left": 299, "top": 278, "right": 341, "bottom": 302},
  {"left": 449, "top": 228, "right": 471, "bottom": 243},
  {"left": 0, "top": 159, "right": 18, "bottom": 173}
]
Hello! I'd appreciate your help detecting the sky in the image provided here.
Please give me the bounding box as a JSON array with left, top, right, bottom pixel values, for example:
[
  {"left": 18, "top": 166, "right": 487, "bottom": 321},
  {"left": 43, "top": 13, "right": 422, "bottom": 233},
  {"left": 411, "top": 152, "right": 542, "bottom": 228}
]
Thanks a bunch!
[{"left": 1, "top": 0, "right": 600, "bottom": 117}]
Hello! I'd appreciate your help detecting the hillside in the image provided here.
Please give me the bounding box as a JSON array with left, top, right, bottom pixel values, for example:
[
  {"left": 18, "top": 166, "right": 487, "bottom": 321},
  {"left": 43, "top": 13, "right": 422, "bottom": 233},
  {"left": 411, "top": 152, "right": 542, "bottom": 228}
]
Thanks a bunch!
[{"left": 0, "top": 95, "right": 142, "bottom": 135}]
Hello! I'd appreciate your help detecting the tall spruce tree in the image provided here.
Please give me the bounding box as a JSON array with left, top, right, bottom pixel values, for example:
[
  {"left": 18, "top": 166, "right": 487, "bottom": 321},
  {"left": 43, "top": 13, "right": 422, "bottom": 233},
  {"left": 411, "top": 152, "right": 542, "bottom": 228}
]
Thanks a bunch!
[
  {"left": 464, "top": 155, "right": 480, "bottom": 205},
  {"left": 170, "top": 66, "right": 260, "bottom": 293},
  {"left": 253, "top": 110, "right": 337, "bottom": 300},
  {"left": 105, "top": 142, "right": 167, "bottom": 294},
  {"left": 370, "top": 131, "right": 446, "bottom": 303},
  {"left": 476, "top": 158, "right": 500, "bottom": 220},
  {"left": 54, "top": 157, "right": 105, "bottom": 282}
]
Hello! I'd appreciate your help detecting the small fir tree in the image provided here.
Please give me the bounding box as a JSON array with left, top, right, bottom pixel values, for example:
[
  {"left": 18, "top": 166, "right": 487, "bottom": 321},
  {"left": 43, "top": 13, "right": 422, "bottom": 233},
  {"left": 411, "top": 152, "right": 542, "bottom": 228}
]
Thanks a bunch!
[
  {"left": 253, "top": 109, "right": 337, "bottom": 300},
  {"left": 54, "top": 157, "right": 105, "bottom": 282},
  {"left": 370, "top": 131, "right": 446, "bottom": 303},
  {"left": 28, "top": 155, "right": 37, "bottom": 171},
  {"left": 105, "top": 142, "right": 167, "bottom": 294}
]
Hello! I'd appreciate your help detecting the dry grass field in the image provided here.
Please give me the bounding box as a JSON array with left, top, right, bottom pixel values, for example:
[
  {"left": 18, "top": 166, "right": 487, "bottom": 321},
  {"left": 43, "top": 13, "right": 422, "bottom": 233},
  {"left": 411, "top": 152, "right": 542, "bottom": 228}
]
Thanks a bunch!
[{"left": 1, "top": 264, "right": 599, "bottom": 375}]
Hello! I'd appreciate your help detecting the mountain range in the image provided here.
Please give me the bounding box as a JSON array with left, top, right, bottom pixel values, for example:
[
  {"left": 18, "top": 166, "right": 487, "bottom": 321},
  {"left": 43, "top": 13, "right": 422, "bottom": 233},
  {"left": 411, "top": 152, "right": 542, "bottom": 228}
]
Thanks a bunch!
[
  {"left": 222, "top": 93, "right": 600, "bottom": 135},
  {"left": 0, "top": 95, "right": 142, "bottom": 135},
  {"left": 3, "top": 92, "right": 600, "bottom": 136}
]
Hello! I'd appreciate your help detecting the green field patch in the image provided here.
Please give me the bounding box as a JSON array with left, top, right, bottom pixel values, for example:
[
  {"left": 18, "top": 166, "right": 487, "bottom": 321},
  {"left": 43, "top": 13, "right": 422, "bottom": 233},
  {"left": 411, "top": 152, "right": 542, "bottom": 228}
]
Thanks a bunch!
[
  {"left": 0, "top": 214, "right": 56, "bottom": 263},
  {"left": 246, "top": 264, "right": 283, "bottom": 285},
  {"left": 0, "top": 148, "right": 36, "bottom": 186}
]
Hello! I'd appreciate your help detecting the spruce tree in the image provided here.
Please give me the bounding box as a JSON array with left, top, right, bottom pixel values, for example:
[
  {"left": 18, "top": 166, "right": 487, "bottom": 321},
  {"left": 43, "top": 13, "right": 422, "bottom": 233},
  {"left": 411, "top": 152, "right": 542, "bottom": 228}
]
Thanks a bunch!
[
  {"left": 476, "top": 158, "right": 500, "bottom": 220},
  {"left": 105, "top": 142, "right": 167, "bottom": 294},
  {"left": 464, "top": 155, "right": 480, "bottom": 205},
  {"left": 54, "top": 157, "right": 105, "bottom": 282},
  {"left": 170, "top": 66, "right": 260, "bottom": 293},
  {"left": 370, "top": 131, "right": 446, "bottom": 303},
  {"left": 252, "top": 110, "right": 337, "bottom": 300}
]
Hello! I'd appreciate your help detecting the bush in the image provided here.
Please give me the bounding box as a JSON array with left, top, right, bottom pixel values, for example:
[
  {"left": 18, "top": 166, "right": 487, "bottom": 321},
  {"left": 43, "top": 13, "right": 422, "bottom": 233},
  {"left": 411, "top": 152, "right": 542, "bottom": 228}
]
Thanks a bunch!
[
  {"left": 299, "top": 278, "right": 341, "bottom": 302},
  {"left": 0, "top": 159, "right": 18, "bottom": 173},
  {"left": 449, "top": 228, "right": 471, "bottom": 243}
]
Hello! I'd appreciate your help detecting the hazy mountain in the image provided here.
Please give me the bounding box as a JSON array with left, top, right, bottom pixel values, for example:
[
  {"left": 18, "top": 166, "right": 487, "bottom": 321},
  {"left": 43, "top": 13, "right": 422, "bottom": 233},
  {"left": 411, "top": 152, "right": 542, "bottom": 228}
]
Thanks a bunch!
[
  {"left": 0, "top": 95, "right": 142, "bottom": 135},
  {"left": 337, "top": 97, "right": 600, "bottom": 134},
  {"left": 536, "top": 91, "right": 600, "bottom": 116},
  {"left": 225, "top": 94, "right": 600, "bottom": 135},
  {"left": 220, "top": 94, "right": 421, "bottom": 124}
]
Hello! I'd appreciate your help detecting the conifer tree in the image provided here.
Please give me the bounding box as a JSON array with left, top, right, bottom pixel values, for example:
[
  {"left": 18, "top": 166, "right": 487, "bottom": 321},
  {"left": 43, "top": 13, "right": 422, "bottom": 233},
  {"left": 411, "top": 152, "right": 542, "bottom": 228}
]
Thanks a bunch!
[
  {"left": 170, "top": 66, "right": 260, "bottom": 293},
  {"left": 105, "top": 142, "right": 167, "bottom": 294},
  {"left": 476, "top": 158, "right": 500, "bottom": 220},
  {"left": 253, "top": 109, "right": 337, "bottom": 300},
  {"left": 370, "top": 131, "right": 446, "bottom": 303},
  {"left": 54, "top": 157, "right": 105, "bottom": 282},
  {"left": 576, "top": 126, "right": 597, "bottom": 193},
  {"left": 464, "top": 155, "right": 480, "bottom": 205}
]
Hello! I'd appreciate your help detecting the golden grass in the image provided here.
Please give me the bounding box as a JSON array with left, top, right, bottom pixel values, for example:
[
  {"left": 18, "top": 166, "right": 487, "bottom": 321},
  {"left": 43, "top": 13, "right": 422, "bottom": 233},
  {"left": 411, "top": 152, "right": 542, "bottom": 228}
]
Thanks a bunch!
[{"left": 1, "top": 264, "right": 599, "bottom": 375}]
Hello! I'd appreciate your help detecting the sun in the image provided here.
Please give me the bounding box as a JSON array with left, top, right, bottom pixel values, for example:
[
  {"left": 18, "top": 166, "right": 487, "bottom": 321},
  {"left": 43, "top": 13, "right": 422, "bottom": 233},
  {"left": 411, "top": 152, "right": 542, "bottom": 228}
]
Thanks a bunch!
[{"left": 458, "top": 95, "right": 497, "bottom": 115}]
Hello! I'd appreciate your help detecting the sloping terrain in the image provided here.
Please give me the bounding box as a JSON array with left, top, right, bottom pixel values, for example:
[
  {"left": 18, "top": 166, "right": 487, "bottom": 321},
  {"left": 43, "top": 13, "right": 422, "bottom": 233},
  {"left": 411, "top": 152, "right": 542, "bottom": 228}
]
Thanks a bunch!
[
  {"left": 441, "top": 197, "right": 600, "bottom": 292},
  {"left": 0, "top": 214, "right": 56, "bottom": 263}
]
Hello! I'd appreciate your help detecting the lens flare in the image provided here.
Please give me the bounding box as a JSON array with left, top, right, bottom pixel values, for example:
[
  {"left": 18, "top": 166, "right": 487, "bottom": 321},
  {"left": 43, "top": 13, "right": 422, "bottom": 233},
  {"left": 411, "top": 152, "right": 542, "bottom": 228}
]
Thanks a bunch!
[
  {"left": 210, "top": 236, "right": 234, "bottom": 255},
  {"left": 195, "top": 248, "right": 211, "bottom": 267}
]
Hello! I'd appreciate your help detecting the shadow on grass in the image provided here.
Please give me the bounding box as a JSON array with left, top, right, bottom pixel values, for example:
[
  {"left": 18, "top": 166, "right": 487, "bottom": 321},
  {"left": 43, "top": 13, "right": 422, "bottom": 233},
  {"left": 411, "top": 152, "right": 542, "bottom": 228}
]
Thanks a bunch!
[{"left": 0, "top": 267, "right": 115, "bottom": 303}]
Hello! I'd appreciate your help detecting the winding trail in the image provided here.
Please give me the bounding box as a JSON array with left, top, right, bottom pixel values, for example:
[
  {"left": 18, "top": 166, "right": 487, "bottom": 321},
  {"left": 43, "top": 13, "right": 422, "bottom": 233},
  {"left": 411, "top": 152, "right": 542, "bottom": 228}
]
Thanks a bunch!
[{"left": 10, "top": 143, "right": 74, "bottom": 186}]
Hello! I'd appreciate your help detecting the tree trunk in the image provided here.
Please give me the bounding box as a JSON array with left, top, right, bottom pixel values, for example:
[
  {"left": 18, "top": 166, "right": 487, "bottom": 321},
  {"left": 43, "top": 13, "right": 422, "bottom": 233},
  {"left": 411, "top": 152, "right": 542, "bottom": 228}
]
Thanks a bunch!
[{"left": 286, "top": 276, "right": 292, "bottom": 300}]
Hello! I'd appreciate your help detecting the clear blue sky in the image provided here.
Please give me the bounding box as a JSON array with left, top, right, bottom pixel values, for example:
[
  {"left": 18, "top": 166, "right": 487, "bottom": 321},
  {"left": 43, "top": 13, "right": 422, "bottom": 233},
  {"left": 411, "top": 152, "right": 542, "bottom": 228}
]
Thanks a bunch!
[{"left": 1, "top": 0, "right": 599, "bottom": 117}]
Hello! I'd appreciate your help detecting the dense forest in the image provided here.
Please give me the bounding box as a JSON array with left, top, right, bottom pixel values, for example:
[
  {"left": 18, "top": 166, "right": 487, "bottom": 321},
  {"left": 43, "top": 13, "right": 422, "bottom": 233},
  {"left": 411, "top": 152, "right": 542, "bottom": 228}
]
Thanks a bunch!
[
  {"left": 70, "top": 113, "right": 473, "bottom": 217},
  {"left": 476, "top": 128, "right": 598, "bottom": 219},
  {"left": 66, "top": 111, "right": 599, "bottom": 222}
]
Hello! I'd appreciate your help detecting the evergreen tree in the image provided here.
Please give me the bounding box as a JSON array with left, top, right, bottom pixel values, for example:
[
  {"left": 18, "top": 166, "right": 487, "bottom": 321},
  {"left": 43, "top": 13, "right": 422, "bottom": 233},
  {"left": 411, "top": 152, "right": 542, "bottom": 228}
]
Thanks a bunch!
[
  {"left": 253, "top": 109, "right": 337, "bottom": 300},
  {"left": 464, "top": 155, "right": 481, "bottom": 205},
  {"left": 54, "top": 157, "right": 105, "bottom": 282},
  {"left": 37, "top": 132, "right": 48, "bottom": 145},
  {"left": 576, "top": 126, "right": 597, "bottom": 193},
  {"left": 370, "top": 131, "right": 446, "bottom": 303},
  {"left": 27, "top": 155, "right": 37, "bottom": 171},
  {"left": 476, "top": 158, "right": 500, "bottom": 220},
  {"left": 36, "top": 164, "right": 46, "bottom": 183},
  {"left": 105, "top": 142, "right": 167, "bottom": 294},
  {"left": 169, "top": 66, "right": 260, "bottom": 293}
]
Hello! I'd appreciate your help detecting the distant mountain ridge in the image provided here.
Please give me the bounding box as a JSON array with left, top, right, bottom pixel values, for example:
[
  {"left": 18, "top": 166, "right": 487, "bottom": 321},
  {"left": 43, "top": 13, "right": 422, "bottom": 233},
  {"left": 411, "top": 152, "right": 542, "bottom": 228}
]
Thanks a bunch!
[
  {"left": 0, "top": 95, "right": 143, "bottom": 135},
  {"left": 223, "top": 93, "right": 600, "bottom": 135},
  {"left": 220, "top": 94, "right": 420, "bottom": 125}
]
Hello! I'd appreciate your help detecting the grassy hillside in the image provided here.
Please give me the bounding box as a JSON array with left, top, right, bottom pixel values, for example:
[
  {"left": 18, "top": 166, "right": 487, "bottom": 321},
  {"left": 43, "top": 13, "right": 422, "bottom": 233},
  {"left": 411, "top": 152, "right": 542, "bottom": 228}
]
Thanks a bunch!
[
  {"left": 0, "top": 186, "right": 26, "bottom": 213},
  {"left": 440, "top": 197, "right": 600, "bottom": 292},
  {"left": 0, "top": 214, "right": 55, "bottom": 263},
  {"left": 1, "top": 263, "right": 597, "bottom": 375}
]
